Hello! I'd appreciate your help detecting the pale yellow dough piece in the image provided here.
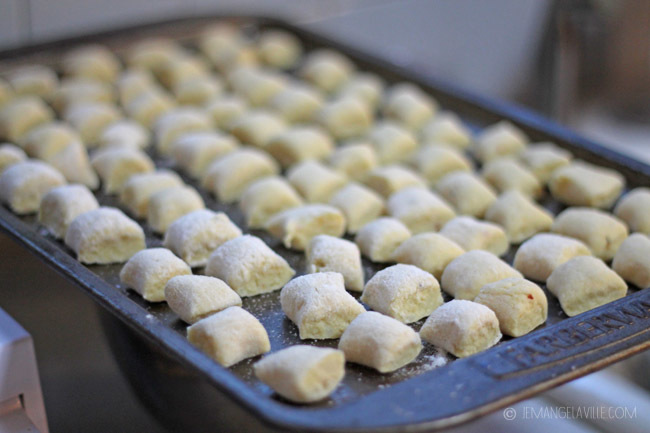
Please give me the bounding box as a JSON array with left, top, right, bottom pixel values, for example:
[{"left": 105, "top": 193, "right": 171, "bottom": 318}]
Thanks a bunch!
[
  {"left": 339, "top": 311, "right": 422, "bottom": 373},
  {"left": 614, "top": 188, "right": 650, "bottom": 235},
  {"left": 202, "top": 147, "right": 279, "bottom": 203},
  {"left": 420, "top": 112, "right": 472, "bottom": 149},
  {"left": 229, "top": 69, "right": 288, "bottom": 107},
  {"left": 420, "top": 300, "right": 502, "bottom": 358},
  {"left": 474, "top": 277, "right": 548, "bottom": 337},
  {"left": 257, "top": 29, "right": 303, "bottom": 70},
  {"left": 364, "top": 165, "right": 426, "bottom": 198},
  {"left": 0, "top": 144, "right": 26, "bottom": 174},
  {"left": 337, "top": 73, "right": 384, "bottom": 111},
  {"left": 240, "top": 176, "right": 303, "bottom": 229},
  {"left": 91, "top": 148, "right": 154, "bottom": 194},
  {"left": 47, "top": 141, "right": 99, "bottom": 189},
  {"left": 436, "top": 172, "right": 497, "bottom": 218},
  {"left": 164, "top": 275, "right": 242, "bottom": 324},
  {"left": 205, "top": 235, "right": 295, "bottom": 297},
  {"left": 269, "top": 85, "right": 324, "bottom": 124},
  {"left": 187, "top": 306, "right": 270, "bottom": 367},
  {"left": 300, "top": 49, "right": 354, "bottom": 93},
  {"left": 441, "top": 250, "right": 521, "bottom": 300},
  {"left": 8, "top": 65, "right": 58, "bottom": 99},
  {"left": 473, "top": 120, "right": 528, "bottom": 163},
  {"left": 0, "top": 96, "right": 54, "bottom": 142},
  {"left": 204, "top": 94, "right": 248, "bottom": 129},
  {"left": 22, "top": 122, "right": 79, "bottom": 160},
  {"left": 173, "top": 75, "right": 223, "bottom": 106},
  {"left": 306, "top": 235, "right": 364, "bottom": 292},
  {"left": 551, "top": 207, "right": 628, "bottom": 260},
  {"left": 53, "top": 77, "right": 115, "bottom": 113},
  {"left": 439, "top": 216, "right": 509, "bottom": 256},
  {"left": 485, "top": 191, "right": 554, "bottom": 244},
  {"left": 64, "top": 102, "right": 121, "bottom": 146},
  {"left": 513, "top": 233, "right": 592, "bottom": 282},
  {"left": 482, "top": 158, "right": 542, "bottom": 198},
  {"left": 254, "top": 346, "right": 344, "bottom": 403},
  {"left": 355, "top": 217, "right": 411, "bottom": 263},
  {"left": 361, "top": 264, "right": 443, "bottom": 323},
  {"left": 117, "top": 69, "right": 156, "bottom": 106},
  {"left": 119, "top": 170, "right": 182, "bottom": 218},
  {"left": 382, "top": 83, "right": 437, "bottom": 130},
  {"left": 153, "top": 108, "right": 212, "bottom": 156},
  {"left": 157, "top": 55, "right": 210, "bottom": 89},
  {"left": 0, "top": 160, "right": 66, "bottom": 214},
  {"left": 287, "top": 160, "right": 347, "bottom": 204},
  {"left": 391, "top": 232, "right": 465, "bottom": 280},
  {"left": 549, "top": 161, "right": 625, "bottom": 209},
  {"left": 120, "top": 248, "right": 191, "bottom": 302},
  {"left": 280, "top": 272, "right": 365, "bottom": 339},
  {"left": 266, "top": 126, "right": 334, "bottom": 168},
  {"left": 329, "top": 142, "right": 378, "bottom": 182},
  {"left": 163, "top": 209, "right": 242, "bottom": 267},
  {"left": 126, "top": 37, "right": 184, "bottom": 72},
  {"left": 547, "top": 256, "right": 627, "bottom": 317},
  {"left": 612, "top": 234, "right": 650, "bottom": 289},
  {"left": 125, "top": 89, "right": 175, "bottom": 129},
  {"left": 519, "top": 143, "right": 572, "bottom": 183},
  {"left": 99, "top": 120, "right": 150, "bottom": 150},
  {"left": 64, "top": 207, "right": 145, "bottom": 264},
  {"left": 171, "top": 132, "right": 238, "bottom": 178},
  {"left": 62, "top": 44, "right": 120, "bottom": 83},
  {"left": 147, "top": 185, "right": 205, "bottom": 234},
  {"left": 229, "top": 110, "right": 287, "bottom": 148},
  {"left": 387, "top": 187, "right": 455, "bottom": 234},
  {"left": 38, "top": 184, "right": 99, "bottom": 239},
  {"left": 318, "top": 97, "right": 372, "bottom": 140},
  {"left": 368, "top": 121, "right": 418, "bottom": 164},
  {"left": 412, "top": 144, "right": 472, "bottom": 186},
  {"left": 265, "top": 204, "right": 346, "bottom": 251},
  {"left": 329, "top": 183, "right": 385, "bottom": 234}
]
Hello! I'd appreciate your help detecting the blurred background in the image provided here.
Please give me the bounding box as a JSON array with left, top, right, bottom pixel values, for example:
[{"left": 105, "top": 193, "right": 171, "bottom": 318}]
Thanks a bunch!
[{"left": 1, "top": 0, "right": 649, "bottom": 432}]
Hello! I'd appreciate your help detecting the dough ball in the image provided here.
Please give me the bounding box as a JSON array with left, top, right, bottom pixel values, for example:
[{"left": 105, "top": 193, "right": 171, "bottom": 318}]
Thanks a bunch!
[{"left": 513, "top": 233, "right": 592, "bottom": 282}]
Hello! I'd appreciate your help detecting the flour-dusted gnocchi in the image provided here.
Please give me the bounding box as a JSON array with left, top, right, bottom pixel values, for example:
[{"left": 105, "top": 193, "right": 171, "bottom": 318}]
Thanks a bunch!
[
  {"left": 120, "top": 248, "right": 192, "bottom": 302},
  {"left": 482, "top": 158, "right": 542, "bottom": 198},
  {"left": 64, "top": 101, "right": 122, "bottom": 146},
  {"left": 551, "top": 208, "right": 628, "bottom": 260},
  {"left": 328, "top": 142, "right": 378, "bottom": 182},
  {"left": 22, "top": 122, "right": 77, "bottom": 161},
  {"left": 157, "top": 55, "right": 210, "bottom": 89},
  {"left": 368, "top": 121, "right": 418, "bottom": 164},
  {"left": 420, "top": 300, "right": 502, "bottom": 358},
  {"left": 124, "top": 89, "right": 175, "bottom": 129},
  {"left": 229, "top": 110, "right": 287, "bottom": 148},
  {"left": 205, "top": 235, "right": 295, "bottom": 297},
  {"left": 339, "top": 311, "right": 422, "bottom": 373},
  {"left": 329, "top": 183, "right": 384, "bottom": 234},
  {"left": 240, "top": 176, "right": 303, "bottom": 229},
  {"left": 65, "top": 207, "right": 145, "bottom": 264},
  {"left": 474, "top": 277, "right": 547, "bottom": 337},
  {"left": 126, "top": 37, "right": 185, "bottom": 72},
  {"left": 164, "top": 275, "right": 242, "bottom": 324},
  {"left": 62, "top": 44, "right": 120, "bottom": 83},
  {"left": 281, "top": 272, "right": 365, "bottom": 339},
  {"left": 547, "top": 256, "right": 627, "bottom": 317},
  {"left": 420, "top": 112, "right": 472, "bottom": 149},
  {"left": 287, "top": 160, "right": 348, "bottom": 203},
  {"left": 473, "top": 120, "right": 528, "bottom": 163},
  {"left": 361, "top": 264, "right": 443, "bottom": 323},
  {"left": 614, "top": 188, "right": 650, "bottom": 235},
  {"left": 269, "top": 84, "right": 324, "bottom": 124},
  {"left": 257, "top": 29, "right": 303, "bottom": 70},
  {"left": 612, "top": 234, "right": 650, "bottom": 289},
  {"left": 8, "top": 65, "right": 58, "bottom": 99},
  {"left": 318, "top": 96, "right": 372, "bottom": 140},
  {"left": 147, "top": 185, "right": 205, "bottom": 234},
  {"left": 187, "top": 306, "right": 270, "bottom": 367},
  {"left": 549, "top": 161, "right": 625, "bottom": 209},
  {"left": 306, "top": 235, "right": 364, "bottom": 292},
  {"left": 233, "top": 70, "right": 290, "bottom": 107},
  {"left": 513, "top": 233, "right": 592, "bottom": 282},
  {"left": 91, "top": 148, "right": 154, "bottom": 193},
  {"left": 53, "top": 77, "right": 115, "bottom": 112},
  {"left": 484, "top": 191, "right": 554, "bottom": 244},
  {"left": 266, "top": 126, "right": 334, "bottom": 168},
  {"left": 0, "top": 160, "right": 66, "bottom": 214},
  {"left": 119, "top": 170, "right": 182, "bottom": 218},
  {"left": 99, "top": 119, "right": 150, "bottom": 150},
  {"left": 202, "top": 147, "right": 279, "bottom": 203},
  {"left": 355, "top": 217, "right": 411, "bottom": 263},
  {"left": 171, "top": 132, "right": 238, "bottom": 178},
  {"left": 441, "top": 250, "right": 522, "bottom": 300},
  {"left": 436, "top": 172, "right": 497, "bottom": 218},
  {"left": 411, "top": 144, "right": 472, "bottom": 186},
  {"left": 382, "top": 83, "right": 437, "bottom": 130},
  {"left": 387, "top": 186, "right": 455, "bottom": 234},
  {"left": 38, "top": 184, "right": 99, "bottom": 239},
  {"left": 265, "top": 204, "right": 346, "bottom": 251},
  {"left": 439, "top": 216, "right": 509, "bottom": 256},
  {"left": 0, "top": 96, "right": 54, "bottom": 142},
  {"left": 204, "top": 94, "right": 248, "bottom": 129},
  {"left": 172, "top": 75, "right": 223, "bottom": 106},
  {"left": 364, "top": 165, "right": 426, "bottom": 198},
  {"left": 519, "top": 143, "right": 572, "bottom": 183},
  {"left": 153, "top": 107, "right": 212, "bottom": 156},
  {"left": 116, "top": 69, "right": 156, "bottom": 106},
  {"left": 391, "top": 232, "right": 465, "bottom": 280},
  {"left": 47, "top": 141, "right": 99, "bottom": 190},
  {"left": 337, "top": 73, "right": 384, "bottom": 111},
  {"left": 300, "top": 49, "right": 354, "bottom": 93},
  {"left": 0, "top": 144, "right": 26, "bottom": 174}
]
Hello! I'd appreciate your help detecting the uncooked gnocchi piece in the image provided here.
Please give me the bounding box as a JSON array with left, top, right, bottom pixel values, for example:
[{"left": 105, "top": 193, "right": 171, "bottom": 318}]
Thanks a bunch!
[
  {"left": 441, "top": 250, "right": 521, "bottom": 300},
  {"left": 171, "top": 132, "right": 238, "bottom": 178},
  {"left": 99, "top": 120, "right": 150, "bottom": 150},
  {"left": 239, "top": 176, "right": 303, "bottom": 229},
  {"left": 47, "top": 141, "right": 99, "bottom": 190},
  {"left": 420, "top": 300, "right": 502, "bottom": 358},
  {"left": 126, "top": 37, "right": 185, "bottom": 72},
  {"left": 62, "top": 44, "right": 120, "bottom": 83},
  {"left": 187, "top": 306, "right": 270, "bottom": 367},
  {"left": 547, "top": 256, "right": 627, "bottom": 317},
  {"left": 38, "top": 184, "right": 99, "bottom": 239},
  {"left": 482, "top": 158, "right": 542, "bottom": 198},
  {"left": 519, "top": 143, "right": 572, "bottom": 183},
  {"left": 0, "top": 96, "right": 54, "bottom": 142},
  {"left": 119, "top": 170, "right": 182, "bottom": 218},
  {"left": 153, "top": 108, "right": 212, "bottom": 156},
  {"left": 8, "top": 65, "right": 58, "bottom": 99},
  {"left": 157, "top": 55, "right": 210, "bottom": 89},
  {"left": 0, "top": 160, "right": 66, "bottom": 214},
  {"left": 202, "top": 30, "right": 258, "bottom": 72},
  {"left": 368, "top": 121, "right": 418, "bottom": 164},
  {"left": 255, "top": 345, "right": 344, "bottom": 403},
  {"left": 318, "top": 97, "right": 372, "bottom": 140},
  {"left": 269, "top": 84, "right": 324, "bottom": 124},
  {"left": 473, "top": 120, "right": 528, "bottom": 163},
  {"left": 53, "top": 77, "right": 115, "bottom": 112},
  {"left": 412, "top": 144, "right": 472, "bottom": 186},
  {"left": 205, "top": 235, "right": 295, "bottom": 297},
  {"left": 551, "top": 208, "right": 628, "bottom": 260},
  {"left": 265, "top": 204, "right": 346, "bottom": 251},
  {"left": 300, "top": 49, "right": 354, "bottom": 93},
  {"left": 612, "top": 234, "right": 650, "bottom": 289},
  {"left": 549, "top": 161, "right": 625, "bottom": 209},
  {"left": 287, "top": 160, "right": 347, "bottom": 203},
  {"left": 387, "top": 187, "right": 455, "bottom": 234},
  {"left": 266, "top": 126, "right": 334, "bottom": 168},
  {"left": 355, "top": 217, "right": 411, "bottom": 263},
  {"left": 391, "top": 232, "right": 465, "bottom": 280},
  {"left": 172, "top": 75, "right": 223, "bottom": 106},
  {"left": 329, "top": 142, "right": 378, "bottom": 182},
  {"left": 147, "top": 185, "right": 205, "bottom": 234},
  {"left": 339, "top": 311, "right": 422, "bottom": 373},
  {"left": 125, "top": 89, "right": 175, "bottom": 129},
  {"left": 22, "top": 122, "right": 79, "bottom": 160},
  {"left": 436, "top": 172, "right": 497, "bottom": 218},
  {"left": 116, "top": 69, "right": 156, "bottom": 106},
  {"left": 439, "top": 216, "right": 509, "bottom": 256},
  {"left": 474, "top": 277, "right": 547, "bottom": 337},
  {"left": 484, "top": 191, "right": 554, "bottom": 244},
  {"left": 329, "top": 183, "right": 385, "bottom": 234},
  {"left": 64, "top": 207, "right": 145, "bottom": 264},
  {"left": 614, "top": 188, "right": 650, "bottom": 235},
  {"left": 280, "top": 272, "right": 365, "bottom": 339},
  {"left": 361, "top": 264, "right": 443, "bottom": 323},
  {"left": 202, "top": 147, "right": 279, "bottom": 203},
  {"left": 513, "top": 233, "right": 592, "bottom": 282},
  {"left": 120, "top": 248, "right": 192, "bottom": 302},
  {"left": 164, "top": 275, "right": 242, "bottom": 324},
  {"left": 229, "top": 69, "right": 288, "bottom": 107},
  {"left": 64, "top": 102, "right": 121, "bottom": 146},
  {"left": 0, "top": 144, "right": 26, "bottom": 174},
  {"left": 204, "top": 94, "right": 248, "bottom": 129},
  {"left": 420, "top": 112, "right": 472, "bottom": 149},
  {"left": 306, "top": 234, "right": 364, "bottom": 292},
  {"left": 91, "top": 148, "right": 154, "bottom": 194},
  {"left": 257, "top": 29, "right": 303, "bottom": 70},
  {"left": 337, "top": 73, "right": 384, "bottom": 111},
  {"left": 229, "top": 110, "right": 287, "bottom": 148},
  {"left": 382, "top": 83, "right": 437, "bottom": 130},
  {"left": 364, "top": 165, "right": 426, "bottom": 198},
  {"left": 163, "top": 209, "right": 242, "bottom": 267}
]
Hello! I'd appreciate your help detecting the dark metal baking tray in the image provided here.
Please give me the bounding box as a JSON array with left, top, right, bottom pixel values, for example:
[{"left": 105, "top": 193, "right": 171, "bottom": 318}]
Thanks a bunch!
[{"left": 1, "top": 15, "right": 650, "bottom": 433}]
